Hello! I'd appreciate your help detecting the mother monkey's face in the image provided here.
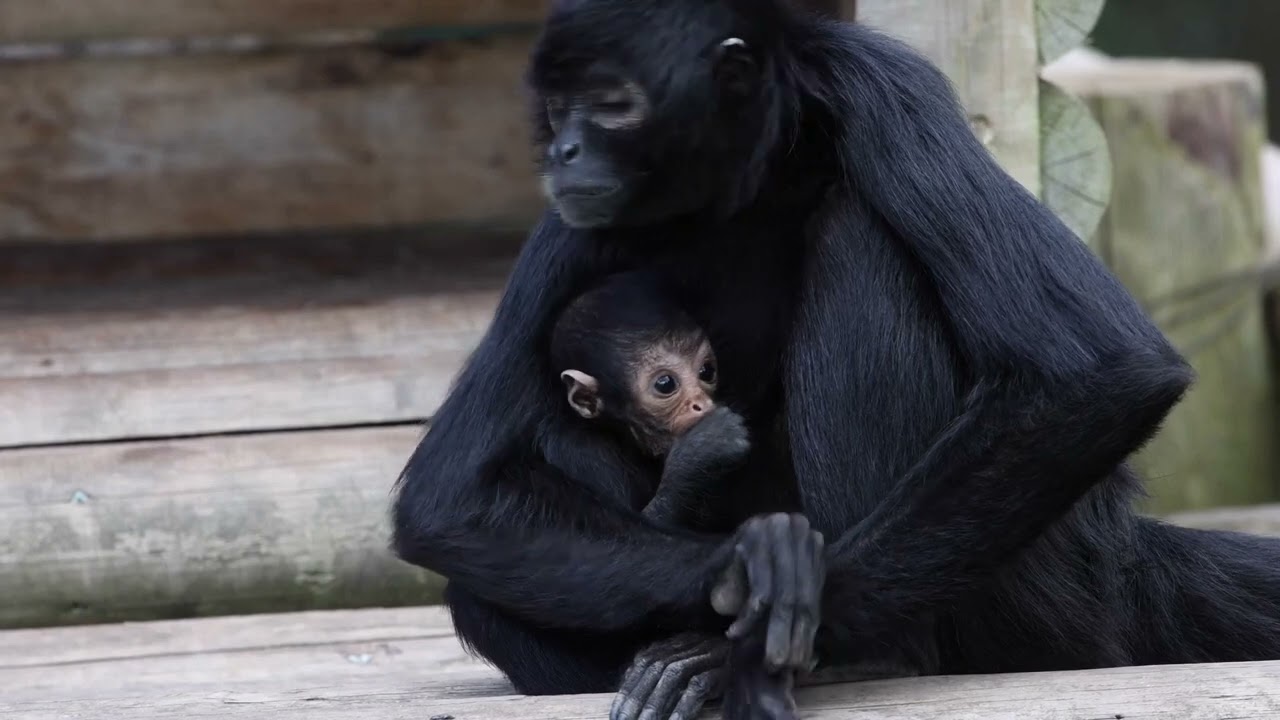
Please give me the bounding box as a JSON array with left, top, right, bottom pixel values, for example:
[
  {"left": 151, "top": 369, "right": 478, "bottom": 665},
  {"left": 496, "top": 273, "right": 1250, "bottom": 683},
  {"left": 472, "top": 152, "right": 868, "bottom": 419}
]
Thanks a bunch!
[{"left": 526, "top": 0, "right": 774, "bottom": 229}]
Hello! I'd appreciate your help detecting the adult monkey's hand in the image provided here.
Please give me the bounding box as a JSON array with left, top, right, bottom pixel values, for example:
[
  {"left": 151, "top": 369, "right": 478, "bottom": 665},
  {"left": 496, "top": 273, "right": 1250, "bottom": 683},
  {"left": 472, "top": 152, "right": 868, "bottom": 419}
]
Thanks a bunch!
[{"left": 712, "top": 513, "right": 825, "bottom": 673}]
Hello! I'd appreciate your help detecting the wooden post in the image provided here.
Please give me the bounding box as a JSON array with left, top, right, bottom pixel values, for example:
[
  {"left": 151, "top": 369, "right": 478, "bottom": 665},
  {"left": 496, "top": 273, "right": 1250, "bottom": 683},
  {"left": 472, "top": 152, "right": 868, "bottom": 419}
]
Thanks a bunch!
[
  {"left": 1044, "top": 59, "right": 1280, "bottom": 512},
  {"left": 856, "top": 0, "right": 1041, "bottom": 194}
]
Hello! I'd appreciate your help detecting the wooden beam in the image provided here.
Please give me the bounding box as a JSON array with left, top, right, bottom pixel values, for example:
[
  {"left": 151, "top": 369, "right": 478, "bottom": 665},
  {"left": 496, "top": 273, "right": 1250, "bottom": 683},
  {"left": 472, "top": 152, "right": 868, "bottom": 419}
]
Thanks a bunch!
[
  {"left": 0, "top": 33, "right": 542, "bottom": 243},
  {"left": 0, "top": 233, "right": 511, "bottom": 447},
  {"left": 0, "top": 425, "right": 442, "bottom": 629},
  {"left": 857, "top": 0, "right": 1041, "bottom": 194},
  {"left": 0, "top": 1, "right": 549, "bottom": 44},
  {"left": 1044, "top": 59, "right": 1280, "bottom": 513}
]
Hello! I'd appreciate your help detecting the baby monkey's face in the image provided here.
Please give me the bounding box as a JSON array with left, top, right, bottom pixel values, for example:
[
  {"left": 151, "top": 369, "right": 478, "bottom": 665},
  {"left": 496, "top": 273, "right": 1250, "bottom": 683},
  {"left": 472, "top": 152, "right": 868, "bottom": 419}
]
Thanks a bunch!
[{"left": 631, "top": 336, "right": 719, "bottom": 437}]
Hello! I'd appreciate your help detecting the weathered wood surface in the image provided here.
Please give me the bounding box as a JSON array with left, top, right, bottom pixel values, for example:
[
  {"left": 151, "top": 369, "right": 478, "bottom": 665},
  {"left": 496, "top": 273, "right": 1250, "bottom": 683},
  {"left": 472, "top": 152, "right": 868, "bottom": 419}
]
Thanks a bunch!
[
  {"left": 1038, "top": 78, "right": 1111, "bottom": 245},
  {"left": 4, "top": 605, "right": 1280, "bottom": 719},
  {"left": 0, "top": 1, "right": 548, "bottom": 44},
  {"left": 0, "top": 425, "right": 441, "bottom": 629},
  {"left": 1044, "top": 59, "right": 1280, "bottom": 513},
  {"left": 0, "top": 33, "right": 541, "bottom": 243},
  {"left": 0, "top": 234, "right": 511, "bottom": 446},
  {"left": 858, "top": 0, "right": 1041, "bottom": 195},
  {"left": 1034, "top": 0, "right": 1106, "bottom": 65}
]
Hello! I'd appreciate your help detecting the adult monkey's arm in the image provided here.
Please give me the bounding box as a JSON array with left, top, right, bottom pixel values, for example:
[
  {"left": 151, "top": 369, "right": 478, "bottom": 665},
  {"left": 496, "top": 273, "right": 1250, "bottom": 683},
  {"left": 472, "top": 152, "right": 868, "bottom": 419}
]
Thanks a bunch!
[
  {"left": 780, "top": 23, "right": 1190, "bottom": 653},
  {"left": 392, "top": 213, "right": 822, "bottom": 640}
]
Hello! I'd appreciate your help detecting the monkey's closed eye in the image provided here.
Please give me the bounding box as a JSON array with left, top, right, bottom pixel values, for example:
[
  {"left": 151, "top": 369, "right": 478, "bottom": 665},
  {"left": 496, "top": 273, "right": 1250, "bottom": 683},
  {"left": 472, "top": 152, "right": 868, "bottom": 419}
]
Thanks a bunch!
[
  {"left": 653, "top": 374, "right": 679, "bottom": 396},
  {"left": 589, "top": 88, "right": 634, "bottom": 114}
]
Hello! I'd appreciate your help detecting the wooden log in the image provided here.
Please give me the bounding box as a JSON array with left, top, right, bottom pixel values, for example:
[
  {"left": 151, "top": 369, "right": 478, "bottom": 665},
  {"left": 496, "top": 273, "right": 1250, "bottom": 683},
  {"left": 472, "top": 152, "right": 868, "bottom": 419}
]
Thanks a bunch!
[
  {"left": 0, "top": 33, "right": 542, "bottom": 243},
  {"left": 0, "top": 1, "right": 549, "bottom": 44},
  {"left": 0, "top": 233, "right": 510, "bottom": 447},
  {"left": 1038, "top": 79, "right": 1111, "bottom": 246},
  {"left": 1034, "top": 0, "right": 1105, "bottom": 65},
  {"left": 1035, "top": 1, "right": 1112, "bottom": 244},
  {"left": 0, "top": 425, "right": 441, "bottom": 629},
  {"left": 857, "top": 0, "right": 1041, "bottom": 194},
  {"left": 1044, "top": 59, "right": 1280, "bottom": 513}
]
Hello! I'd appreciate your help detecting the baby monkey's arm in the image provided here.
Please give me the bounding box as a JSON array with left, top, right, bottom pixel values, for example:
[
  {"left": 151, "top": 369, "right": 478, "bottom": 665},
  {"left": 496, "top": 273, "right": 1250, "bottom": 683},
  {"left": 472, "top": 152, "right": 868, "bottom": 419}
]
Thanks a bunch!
[{"left": 643, "top": 407, "right": 751, "bottom": 526}]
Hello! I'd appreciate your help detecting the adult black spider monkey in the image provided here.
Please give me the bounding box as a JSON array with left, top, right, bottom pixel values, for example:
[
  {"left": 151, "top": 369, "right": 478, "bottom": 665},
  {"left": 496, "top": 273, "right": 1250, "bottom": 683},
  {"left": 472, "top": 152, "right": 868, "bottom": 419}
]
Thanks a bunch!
[{"left": 393, "top": 0, "right": 1280, "bottom": 718}]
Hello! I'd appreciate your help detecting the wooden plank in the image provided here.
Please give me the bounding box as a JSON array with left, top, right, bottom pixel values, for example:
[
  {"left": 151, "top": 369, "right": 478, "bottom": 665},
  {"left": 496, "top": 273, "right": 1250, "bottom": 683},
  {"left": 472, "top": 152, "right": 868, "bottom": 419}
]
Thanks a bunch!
[
  {"left": 0, "top": 233, "right": 511, "bottom": 446},
  {"left": 2, "top": 607, "right": 505, "bottom": 703},
  {"left": 0, "top": 33, "right": 543, "bottom": 243},
  {"left": 1045, "top": 59, "right": 1280, "bottom": 513},
  {"left": 0, "top": 425, "right": 444, "bottom": 628},
  {"left": 4, "top": 605, "right": 1280, "bottom": 715},
  {"left": 4, "top": 651, "right": 1279, "bottom": 718},
  {"left": 0, "top": 1, "right": 549, "bottom": 44},
  {"left": 857, "top": 0, "right": 1041, "bottom": 194},
  {"left": 0, "top": 605, "right": 455, "bottom": 668}
]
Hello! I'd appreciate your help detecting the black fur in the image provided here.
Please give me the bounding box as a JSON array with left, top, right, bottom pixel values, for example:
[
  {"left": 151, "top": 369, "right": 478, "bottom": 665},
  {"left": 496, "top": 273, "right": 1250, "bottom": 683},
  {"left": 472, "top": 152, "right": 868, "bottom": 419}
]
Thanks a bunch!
[{"left": 392, "top": 0, "right": 1280, "bottom": 714}]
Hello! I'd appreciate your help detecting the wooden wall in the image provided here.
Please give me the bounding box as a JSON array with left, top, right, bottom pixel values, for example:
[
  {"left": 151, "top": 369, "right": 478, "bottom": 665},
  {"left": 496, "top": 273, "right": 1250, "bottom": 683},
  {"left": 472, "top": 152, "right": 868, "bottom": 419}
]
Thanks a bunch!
[{"left": 0, "top": 6, "right": 544, "bottom": 626}]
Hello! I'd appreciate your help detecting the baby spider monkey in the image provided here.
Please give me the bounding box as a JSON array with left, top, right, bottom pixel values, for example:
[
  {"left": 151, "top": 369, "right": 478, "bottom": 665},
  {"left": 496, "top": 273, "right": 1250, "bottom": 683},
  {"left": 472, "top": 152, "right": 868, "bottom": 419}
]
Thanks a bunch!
[{"left": 550, "top": 271, "right": 752, "bottom": 529}]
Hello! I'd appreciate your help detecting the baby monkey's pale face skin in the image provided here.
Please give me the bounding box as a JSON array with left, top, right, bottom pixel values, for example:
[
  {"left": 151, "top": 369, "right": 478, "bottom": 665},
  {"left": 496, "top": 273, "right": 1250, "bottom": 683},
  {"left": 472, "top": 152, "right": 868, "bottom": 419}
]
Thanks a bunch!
[
  {"left": 560, "top": 335, "right": 720, "bottom": 455},
  {"left": 630, "top": 337, "right": 719, "bottom": 437}
]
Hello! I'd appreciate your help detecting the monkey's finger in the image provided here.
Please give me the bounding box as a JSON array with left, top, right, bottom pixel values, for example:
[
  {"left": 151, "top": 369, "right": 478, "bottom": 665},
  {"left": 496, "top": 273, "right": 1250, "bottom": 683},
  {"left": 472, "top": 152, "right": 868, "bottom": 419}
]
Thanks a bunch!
[
  {"left": 621, "top": 637, "right": 716, "bottom": 720},
  {"left": 640, "top": 646, "right": 723, "bottom": 720},
  {"left": 764, "top": 514, "right": 799, "bottom": 670},
  {"left": 614, "top": 660, "right": 670, "bottom": 720},
  {"left": 790, "top": 525, "right": 822, "bottom": 669},
  {"left": 727, "top": 533, "right": 771, "bottom": 639},
  {"left": 611, "top": 660, "right": 652, "bottom": 720},
  {"left": 670, "top": 668, "right": 724, "bottom": 720}
]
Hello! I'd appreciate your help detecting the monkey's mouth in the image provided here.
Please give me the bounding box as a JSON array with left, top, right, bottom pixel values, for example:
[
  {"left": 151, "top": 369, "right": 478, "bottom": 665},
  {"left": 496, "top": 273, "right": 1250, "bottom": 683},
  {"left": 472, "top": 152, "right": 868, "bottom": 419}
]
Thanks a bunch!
[{"left": 553, "top": 183, "right": 622, "bottom": 200}]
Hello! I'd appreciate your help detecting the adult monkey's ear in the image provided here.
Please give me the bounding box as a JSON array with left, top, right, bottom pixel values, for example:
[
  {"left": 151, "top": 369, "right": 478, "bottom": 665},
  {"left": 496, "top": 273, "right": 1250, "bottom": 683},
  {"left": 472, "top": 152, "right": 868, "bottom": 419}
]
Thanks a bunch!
[
  {"left": 561, "top": 370, "right": 602, "bottom": 419},
  {"left": 714, "top": 37, "right": 759, "bottom": 98}
]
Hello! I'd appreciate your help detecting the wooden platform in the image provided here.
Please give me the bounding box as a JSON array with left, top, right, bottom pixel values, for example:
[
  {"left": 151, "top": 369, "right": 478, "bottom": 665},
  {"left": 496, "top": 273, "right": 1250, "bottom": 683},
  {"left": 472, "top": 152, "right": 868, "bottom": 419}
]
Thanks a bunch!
[{"left": 3, "top": 605, "right": 1279, "bottom": 718}]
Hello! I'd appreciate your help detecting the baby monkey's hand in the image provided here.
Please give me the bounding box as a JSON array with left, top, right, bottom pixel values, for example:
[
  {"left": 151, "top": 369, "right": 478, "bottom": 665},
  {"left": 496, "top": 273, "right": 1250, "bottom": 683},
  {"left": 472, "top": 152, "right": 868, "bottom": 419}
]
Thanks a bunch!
[{"left": 669, "top": 406, "right": 751, "bottom": 470}]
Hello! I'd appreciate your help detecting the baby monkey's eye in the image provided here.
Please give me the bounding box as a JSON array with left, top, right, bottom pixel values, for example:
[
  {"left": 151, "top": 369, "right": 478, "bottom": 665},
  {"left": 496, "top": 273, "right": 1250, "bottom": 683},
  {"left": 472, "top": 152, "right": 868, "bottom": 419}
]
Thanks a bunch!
[
  {"left": 698, "top": 363, "right": 717, "bottom": 385},
  {"left": 653, "top": 374, "right": 679, "bottom": 396}
]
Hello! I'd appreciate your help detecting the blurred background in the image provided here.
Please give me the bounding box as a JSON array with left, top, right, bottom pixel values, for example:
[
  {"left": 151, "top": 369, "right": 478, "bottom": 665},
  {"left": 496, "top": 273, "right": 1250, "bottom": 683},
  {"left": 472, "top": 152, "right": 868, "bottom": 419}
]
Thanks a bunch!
[{"left": 0, "top": 0, "right": 1277, "bottom": 700}]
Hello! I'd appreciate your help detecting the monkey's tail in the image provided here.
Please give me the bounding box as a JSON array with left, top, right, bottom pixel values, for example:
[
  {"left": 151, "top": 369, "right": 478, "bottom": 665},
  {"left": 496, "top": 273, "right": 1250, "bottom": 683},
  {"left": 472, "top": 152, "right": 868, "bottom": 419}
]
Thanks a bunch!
[{"left": 1133, "top": 517, "right": 1280, "bottom": 663}]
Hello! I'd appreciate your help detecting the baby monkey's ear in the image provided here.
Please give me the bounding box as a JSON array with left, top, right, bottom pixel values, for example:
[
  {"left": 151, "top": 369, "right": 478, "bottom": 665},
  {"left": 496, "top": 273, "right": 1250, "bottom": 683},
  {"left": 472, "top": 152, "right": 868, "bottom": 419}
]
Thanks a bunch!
[{"left": 561, "top": 370, "right": 602, "bottom": 419}]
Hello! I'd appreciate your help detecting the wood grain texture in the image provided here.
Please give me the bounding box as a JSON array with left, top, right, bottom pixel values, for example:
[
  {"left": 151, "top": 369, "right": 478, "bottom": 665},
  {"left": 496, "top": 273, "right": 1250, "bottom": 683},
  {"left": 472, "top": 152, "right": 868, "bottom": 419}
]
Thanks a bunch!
[
  {"left": 1047, "top": 59, "right": 1279, "bottom": 512},
  {"left": 1034, "top": 0, "right": 1105, "bottom": 64},
  {"left": 1038, "top": 79, "right": 1111, "bottom": 245},
  {"left": 0, "top": 425, "right": 443, "bottom": 628},
  {"left": 0, "top": 33, "right": 542, "bottom": 243},
  {"left": 858, "top": 0, "right": 1041, "bottom": 194},
  {"left": 0, "top": 1, "right": 549, "bottom": 44},
  {"left": 0, "top": 234, "right": 512, "bottom": 446}
]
